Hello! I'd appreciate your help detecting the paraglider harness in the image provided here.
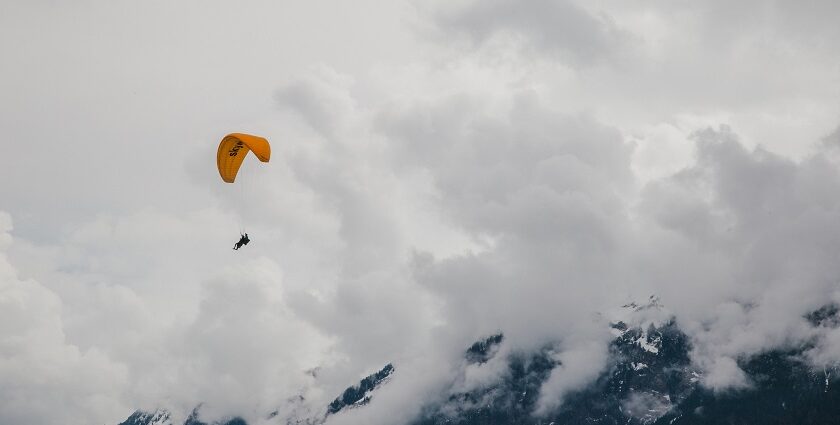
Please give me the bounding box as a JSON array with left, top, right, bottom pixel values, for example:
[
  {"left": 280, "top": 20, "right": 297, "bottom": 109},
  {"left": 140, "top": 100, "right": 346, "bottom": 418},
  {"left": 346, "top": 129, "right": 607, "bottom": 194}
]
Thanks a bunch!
[{"left": 233, "top": 233, "right": 250, "bottom": 250}]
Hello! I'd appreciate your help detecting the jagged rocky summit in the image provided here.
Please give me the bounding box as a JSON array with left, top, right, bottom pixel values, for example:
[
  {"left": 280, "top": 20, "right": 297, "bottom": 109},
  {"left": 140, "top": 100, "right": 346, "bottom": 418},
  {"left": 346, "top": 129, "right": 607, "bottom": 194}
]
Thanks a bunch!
[{"left": 120, "top": 299, "right": 840, "bottom": 425}]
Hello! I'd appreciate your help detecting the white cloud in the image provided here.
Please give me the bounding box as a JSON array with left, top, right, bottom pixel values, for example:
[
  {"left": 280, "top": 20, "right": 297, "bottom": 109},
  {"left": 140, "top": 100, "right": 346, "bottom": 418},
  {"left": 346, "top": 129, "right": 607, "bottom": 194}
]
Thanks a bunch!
[
  {"left": 620, "top": 391, "right": 673, "bottom": 423},
  {"left": 430, "top": 0, "right": 630, "bottom": 66},
  {"left": 534, "top": 340, "right": 610, "bottom": 415},
  {"left": 0, "top": 212, "right": 130, "bottom": 425}
]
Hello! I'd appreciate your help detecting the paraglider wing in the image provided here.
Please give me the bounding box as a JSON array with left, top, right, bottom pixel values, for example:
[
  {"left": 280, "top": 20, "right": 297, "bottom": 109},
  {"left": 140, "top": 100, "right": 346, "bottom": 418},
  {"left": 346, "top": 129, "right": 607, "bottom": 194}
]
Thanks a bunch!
[{"left": 217, "top": 133, "right": 271, "bottom": 183}]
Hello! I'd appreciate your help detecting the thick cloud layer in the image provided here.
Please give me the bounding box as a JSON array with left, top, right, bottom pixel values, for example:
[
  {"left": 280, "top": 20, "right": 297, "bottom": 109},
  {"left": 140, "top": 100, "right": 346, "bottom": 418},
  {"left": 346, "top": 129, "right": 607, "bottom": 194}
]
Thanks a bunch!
[{"left": 3, "top": 1, "right": 840, "bottom": 424}]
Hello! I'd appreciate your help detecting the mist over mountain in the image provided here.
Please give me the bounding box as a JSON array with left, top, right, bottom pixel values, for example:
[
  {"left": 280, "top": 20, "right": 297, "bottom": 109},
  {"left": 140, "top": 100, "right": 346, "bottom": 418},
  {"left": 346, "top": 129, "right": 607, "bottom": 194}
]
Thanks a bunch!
[{"left": 119, "top": 298, "right": 840, "bottom": 425}]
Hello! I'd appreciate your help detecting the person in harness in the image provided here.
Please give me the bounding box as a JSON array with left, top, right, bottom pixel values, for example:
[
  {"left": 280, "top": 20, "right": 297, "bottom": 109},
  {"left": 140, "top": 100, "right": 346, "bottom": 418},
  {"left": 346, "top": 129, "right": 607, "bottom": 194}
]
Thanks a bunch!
[{"left": 233, "top": 233, "right": 250, "bottom": 250}]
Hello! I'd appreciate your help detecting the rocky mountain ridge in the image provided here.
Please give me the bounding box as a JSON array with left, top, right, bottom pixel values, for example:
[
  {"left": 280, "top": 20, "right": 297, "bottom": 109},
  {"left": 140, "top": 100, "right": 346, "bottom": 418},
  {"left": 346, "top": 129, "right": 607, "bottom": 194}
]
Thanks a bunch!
[{"left": 119, "top": 299, "right": 840, "bottom": 425}]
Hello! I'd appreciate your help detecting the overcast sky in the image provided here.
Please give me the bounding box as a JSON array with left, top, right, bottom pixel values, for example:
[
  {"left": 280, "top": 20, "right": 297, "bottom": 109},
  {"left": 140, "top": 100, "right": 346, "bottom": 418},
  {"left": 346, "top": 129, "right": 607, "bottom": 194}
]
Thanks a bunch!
[{"left": 3, "top": 1, "right": 840, "bottom": 424}]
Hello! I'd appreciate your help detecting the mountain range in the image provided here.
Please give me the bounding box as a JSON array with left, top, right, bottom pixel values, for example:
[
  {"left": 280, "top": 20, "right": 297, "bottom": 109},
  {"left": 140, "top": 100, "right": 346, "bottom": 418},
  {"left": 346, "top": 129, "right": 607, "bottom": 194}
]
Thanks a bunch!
[{"left": 119, "top": 298, "right": 840, "bottom": 425}]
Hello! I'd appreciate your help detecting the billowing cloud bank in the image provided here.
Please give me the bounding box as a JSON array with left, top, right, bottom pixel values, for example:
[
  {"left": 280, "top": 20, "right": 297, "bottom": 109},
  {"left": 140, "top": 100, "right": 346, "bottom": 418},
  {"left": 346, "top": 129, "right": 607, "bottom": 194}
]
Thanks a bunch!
[{"left": 3, "top": 1, "right": 840, "bottom": 424}]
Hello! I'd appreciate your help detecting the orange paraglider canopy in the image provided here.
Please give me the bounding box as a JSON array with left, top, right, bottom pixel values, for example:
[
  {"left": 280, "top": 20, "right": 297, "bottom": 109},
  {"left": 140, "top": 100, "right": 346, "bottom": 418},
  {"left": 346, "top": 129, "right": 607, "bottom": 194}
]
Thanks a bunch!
[{"left": 217, "top": 133, "right": 271, "bottom": 183}]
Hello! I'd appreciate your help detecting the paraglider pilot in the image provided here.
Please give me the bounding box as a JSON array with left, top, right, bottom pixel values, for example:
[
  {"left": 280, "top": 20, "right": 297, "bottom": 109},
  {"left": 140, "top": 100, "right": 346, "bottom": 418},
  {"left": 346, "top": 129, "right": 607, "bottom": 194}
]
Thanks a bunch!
[{"left": 233, "top": 233, "right": 250, "bottom": 250}]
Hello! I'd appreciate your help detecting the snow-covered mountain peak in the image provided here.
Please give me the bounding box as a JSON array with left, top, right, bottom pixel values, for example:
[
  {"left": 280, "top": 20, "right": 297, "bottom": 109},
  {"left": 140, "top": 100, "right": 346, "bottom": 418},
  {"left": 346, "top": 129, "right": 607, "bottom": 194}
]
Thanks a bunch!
[
  {"left": 610, "top": 295, "right": 674, "bottom": 337},
  {"left": 118, "top": 303, "right": 840, "bottom": 425},
  {"left": 119, "top": 409, "right": 172, "bottom": 425}
]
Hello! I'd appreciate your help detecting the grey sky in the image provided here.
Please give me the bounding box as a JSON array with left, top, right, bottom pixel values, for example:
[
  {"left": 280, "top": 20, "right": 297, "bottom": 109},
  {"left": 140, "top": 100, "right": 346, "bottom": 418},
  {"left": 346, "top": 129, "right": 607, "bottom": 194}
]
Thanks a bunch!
[{"left": 2, "top": 1, "right": 840, "bottom": 424}]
